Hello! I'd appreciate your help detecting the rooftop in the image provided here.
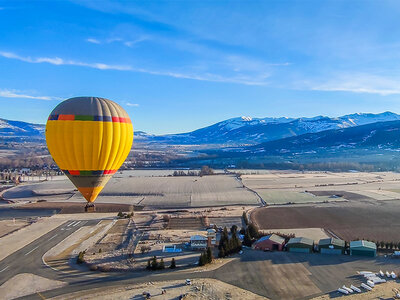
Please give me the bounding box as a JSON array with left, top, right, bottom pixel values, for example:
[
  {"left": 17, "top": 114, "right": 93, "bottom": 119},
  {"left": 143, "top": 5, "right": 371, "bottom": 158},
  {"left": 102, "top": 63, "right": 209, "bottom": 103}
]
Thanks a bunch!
[
  {"left": 190, "top": 235, "right": 207, "bottom": 241},
  {"left": 350, "top": 240, "right": 376, "bottom": 250},
  {"left": 255, "top": 234, "right": 285, "bottom": 244},
  {"left": 319, "top": 237, "right": 345, "bottom": 247},
  {"left": 287, "top": 237, "right": 314, "bottom": 246}
]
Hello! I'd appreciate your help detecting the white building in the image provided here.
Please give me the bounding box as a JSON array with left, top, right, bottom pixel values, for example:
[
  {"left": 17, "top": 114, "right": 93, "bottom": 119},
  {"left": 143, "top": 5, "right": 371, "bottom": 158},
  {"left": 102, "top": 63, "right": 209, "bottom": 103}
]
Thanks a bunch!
[{"left": 190, "top": 235, "right": 208, "bottom": 250}]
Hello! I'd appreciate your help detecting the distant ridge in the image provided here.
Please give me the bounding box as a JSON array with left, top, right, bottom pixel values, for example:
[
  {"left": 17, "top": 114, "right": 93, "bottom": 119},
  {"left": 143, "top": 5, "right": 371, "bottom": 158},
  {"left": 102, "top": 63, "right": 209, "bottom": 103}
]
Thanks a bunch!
[
  {"left": 1, "top": 112, "right": 400, "bottom": 146},
  {"left": 141, "top": 111, "right": 400, "bottom": 145}
]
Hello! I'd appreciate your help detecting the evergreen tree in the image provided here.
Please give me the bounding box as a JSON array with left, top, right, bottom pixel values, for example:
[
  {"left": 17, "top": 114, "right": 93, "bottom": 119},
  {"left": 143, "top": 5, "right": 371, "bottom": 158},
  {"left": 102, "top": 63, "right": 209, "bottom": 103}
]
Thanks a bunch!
[
  {"left": 170, "top": 258, "right": 176, "bottom": 269},
  {"left": 198, "top": 252, "right": 207, "bottom": 266},
  {"left": 159, "top": 258, "right": 165, "bottom": 269},
  {"left": 146, "top": 259, "right": 151, "bottom": 270},
  {"left": 243, "top": 229, "right": 252, "bottom": 247},
  {"left": 206, "top": 247, "right": 213, "bottom": 264},
  {"left": 230, "top": 225, "right": 238, "bottom": 235},
  {"left": 219, "top": 227, "right": 229, "bottom": 251},
  {"left": 242, "top": 211, "right": 248, "bottom": 225},
  {"left": 151, "top": 256, "right": 158, "bottom": 270},
  {"left": 248, "top": 223, "right": 259, "bottom": 239},
  {"left": 218, "top": 247, "right": 225, "bottom": 258}
]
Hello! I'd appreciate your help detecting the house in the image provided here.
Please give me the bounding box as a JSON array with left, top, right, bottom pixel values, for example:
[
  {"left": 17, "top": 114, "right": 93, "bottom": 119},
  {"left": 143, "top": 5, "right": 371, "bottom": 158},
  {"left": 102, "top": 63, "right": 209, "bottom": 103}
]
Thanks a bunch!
[
  {"left": 252, "top": 234, "right": 285, "bottom": 251},
  {"left": 286, "top": 237, "right": 314, "bottom": 253},
  {"left": 318, "top": 238, "right": 345, "bottom": 254},
  {"left": 350, "top": 240, "right": 376, "bottom": 257},
  {"left": 190, "top": 235, "right": 208, "bottom": 250}
]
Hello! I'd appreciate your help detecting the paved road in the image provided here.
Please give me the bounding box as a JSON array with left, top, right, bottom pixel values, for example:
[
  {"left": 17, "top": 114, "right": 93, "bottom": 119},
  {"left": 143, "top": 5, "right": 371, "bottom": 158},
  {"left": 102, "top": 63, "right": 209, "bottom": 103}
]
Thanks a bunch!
[{"left": 0, "top": 219, "right": 99, "bottom": 286}]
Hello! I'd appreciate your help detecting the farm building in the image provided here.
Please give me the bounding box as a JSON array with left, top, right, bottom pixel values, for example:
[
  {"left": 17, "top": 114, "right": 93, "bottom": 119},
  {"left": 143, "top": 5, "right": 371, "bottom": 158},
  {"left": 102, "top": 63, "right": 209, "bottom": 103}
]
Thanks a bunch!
[
  {"left": 318, "top": 238, "right": 345, "bottom": 255},
  {"left": 350, "top": 240, "right": 376, "bottom": 257},
  {"left": 252, "top": 234, "right": 285, "bottom": 251},
  {"left": 286, "top": 237, "right": 314, "bottom": 253}
]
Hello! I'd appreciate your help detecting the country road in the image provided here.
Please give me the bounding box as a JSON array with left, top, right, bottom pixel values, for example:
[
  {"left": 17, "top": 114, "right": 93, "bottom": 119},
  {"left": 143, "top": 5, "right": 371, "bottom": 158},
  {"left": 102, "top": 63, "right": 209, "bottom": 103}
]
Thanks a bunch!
[{"left": 0, "top": 220, "right": 99, "bottom": 286}]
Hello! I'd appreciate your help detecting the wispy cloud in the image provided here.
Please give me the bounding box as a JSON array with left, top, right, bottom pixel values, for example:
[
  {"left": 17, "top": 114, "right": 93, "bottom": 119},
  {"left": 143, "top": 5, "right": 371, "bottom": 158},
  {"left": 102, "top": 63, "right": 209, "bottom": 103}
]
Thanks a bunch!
[
  {"left": 0, "top": 50, "right": 275, "bottom": 85},
  {"left": 86, "top": 36, "right": 149, "bottom": 47},
  {"left": 0, "top": 51, "right": 132, "bottom": 71},
  {"left": 86, "top": 38, "right": 101, "bottom": 44},
  {"left": 125, "top": 102, "right": 140, "bottom": 107},
  {"left": 0, "top": 89, "right": 61, "bottom": 100},
  {"left": 308, "top": 73, "right": 400, "bottom": 95}
]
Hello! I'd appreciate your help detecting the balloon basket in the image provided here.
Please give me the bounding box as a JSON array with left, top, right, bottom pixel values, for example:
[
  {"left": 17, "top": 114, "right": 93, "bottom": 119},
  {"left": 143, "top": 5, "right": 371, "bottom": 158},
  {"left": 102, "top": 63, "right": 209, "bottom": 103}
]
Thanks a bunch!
[{"left": 85, "top": 203, "right": 96, "bottom": 213}]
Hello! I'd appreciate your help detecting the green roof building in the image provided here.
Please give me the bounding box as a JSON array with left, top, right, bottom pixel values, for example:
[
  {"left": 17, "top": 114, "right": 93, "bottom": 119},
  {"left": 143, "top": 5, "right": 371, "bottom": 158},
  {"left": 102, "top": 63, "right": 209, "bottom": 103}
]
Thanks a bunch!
[
  {"left": 286, "top": 237, "right": 314, "bottom": 253},
  {"left": 318, "top": 238, "right": 345, "bottom": 254},
  {"left": 350, "top": 240, "right": 376, "bottom": 257}
]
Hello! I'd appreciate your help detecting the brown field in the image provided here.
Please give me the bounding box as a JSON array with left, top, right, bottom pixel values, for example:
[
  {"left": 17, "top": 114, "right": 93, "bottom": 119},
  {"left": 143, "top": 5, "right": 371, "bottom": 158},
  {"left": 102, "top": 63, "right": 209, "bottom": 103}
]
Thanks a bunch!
[
  {"left": 252, "top": 202, "right": 400, "bottom": 241},
  {"left": 167, "top": 217, "right": 206, "bottom": 229}
]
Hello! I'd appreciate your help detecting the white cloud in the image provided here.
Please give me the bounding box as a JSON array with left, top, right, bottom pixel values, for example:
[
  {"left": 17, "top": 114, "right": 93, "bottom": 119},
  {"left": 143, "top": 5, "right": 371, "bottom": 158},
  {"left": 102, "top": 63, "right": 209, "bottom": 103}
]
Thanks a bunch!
[
  {"left": 0, "top": 51, "right": 132, "bottom": 71},
  {"left": 126, "top": 102, "right": 139, "bottom": 107},
  {"left": 86, "top": 36, "right": 149, "bottom": 47},
  {"left": 0, "top": 50, "right": 273, "bottom": 85},
  {"left": 0, "top": 89, "right": 60, "bottom": 101},
  {"left": 86, "top": 38, "right": 101, "bottom": 44},
  {"left": 308, "top": 73, "right": 400, "bottom": 95}
]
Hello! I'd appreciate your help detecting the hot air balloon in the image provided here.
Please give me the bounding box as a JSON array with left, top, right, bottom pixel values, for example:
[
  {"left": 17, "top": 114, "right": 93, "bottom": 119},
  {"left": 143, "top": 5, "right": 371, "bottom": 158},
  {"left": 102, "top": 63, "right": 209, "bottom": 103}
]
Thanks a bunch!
[{"left": 45, "top": 97, "right": 133, "bottom": 211}]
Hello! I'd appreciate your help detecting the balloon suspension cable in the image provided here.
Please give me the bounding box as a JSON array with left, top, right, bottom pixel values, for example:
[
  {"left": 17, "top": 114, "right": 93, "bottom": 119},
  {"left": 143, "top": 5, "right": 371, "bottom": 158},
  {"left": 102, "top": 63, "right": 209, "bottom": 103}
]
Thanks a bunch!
[{"left": 85, "top": 203, "right": 96, "bottom": 213}]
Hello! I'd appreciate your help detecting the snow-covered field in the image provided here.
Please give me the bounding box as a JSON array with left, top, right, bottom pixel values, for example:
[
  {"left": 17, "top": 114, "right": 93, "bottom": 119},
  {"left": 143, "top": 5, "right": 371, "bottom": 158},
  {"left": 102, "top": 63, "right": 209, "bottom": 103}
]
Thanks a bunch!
[{"left": 4, "top": 173, "right": 259, "bottom": 207}]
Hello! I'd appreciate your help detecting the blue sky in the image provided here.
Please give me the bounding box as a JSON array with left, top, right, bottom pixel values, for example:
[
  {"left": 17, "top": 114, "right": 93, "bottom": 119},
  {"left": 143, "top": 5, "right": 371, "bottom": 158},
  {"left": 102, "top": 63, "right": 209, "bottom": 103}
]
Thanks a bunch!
[{"left": 1, "top": 0, "right": 400, "bottom": 134}]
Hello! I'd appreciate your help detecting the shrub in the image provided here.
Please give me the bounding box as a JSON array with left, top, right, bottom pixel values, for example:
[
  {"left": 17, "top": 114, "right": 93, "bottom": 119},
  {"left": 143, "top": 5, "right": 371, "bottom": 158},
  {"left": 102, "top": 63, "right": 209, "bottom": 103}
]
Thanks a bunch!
[
  {"left": 99, "top": 265, "right": 110, "bottom": 272},
  {"left": 77, "top": 251, "right": 85, "bottom": 264},
  {"left": 89, "top": 265, "right": 98, "bottom": 271}
]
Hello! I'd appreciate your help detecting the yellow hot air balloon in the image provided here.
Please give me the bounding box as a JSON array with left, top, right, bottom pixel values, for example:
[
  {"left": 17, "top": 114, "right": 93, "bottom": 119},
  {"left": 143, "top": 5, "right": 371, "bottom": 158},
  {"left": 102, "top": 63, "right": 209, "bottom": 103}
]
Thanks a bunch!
[{"left": 45, "top": 97, "right": 133, "bottom": 210}]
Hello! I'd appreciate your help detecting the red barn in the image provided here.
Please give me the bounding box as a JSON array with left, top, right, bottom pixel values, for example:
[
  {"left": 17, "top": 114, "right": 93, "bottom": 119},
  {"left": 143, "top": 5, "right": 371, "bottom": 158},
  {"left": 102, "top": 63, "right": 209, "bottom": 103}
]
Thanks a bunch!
[{"left": 252, "top": 234, "right": 285, "bottom": 251}]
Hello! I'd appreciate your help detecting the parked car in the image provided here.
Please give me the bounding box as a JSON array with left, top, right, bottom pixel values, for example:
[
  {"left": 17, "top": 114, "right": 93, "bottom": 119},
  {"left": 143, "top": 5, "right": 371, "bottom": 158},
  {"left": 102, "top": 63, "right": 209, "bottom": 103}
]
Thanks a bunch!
[{"left": 185, "top": 279, "right": 192, "bottom": 285}]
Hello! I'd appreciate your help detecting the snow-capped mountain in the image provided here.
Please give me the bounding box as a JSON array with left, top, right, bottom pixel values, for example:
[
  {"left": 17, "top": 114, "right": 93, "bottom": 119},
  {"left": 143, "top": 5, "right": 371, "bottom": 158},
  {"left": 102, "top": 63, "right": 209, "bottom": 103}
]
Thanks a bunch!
[
  {"left": 145, "top": 112, "right": 400, "bottom": 145},
  {"left": 0, "top": 118, "right": 45, "bottom": 139},
  {"left": 1, "top": 112, "right": 400, "bottom": 146}
]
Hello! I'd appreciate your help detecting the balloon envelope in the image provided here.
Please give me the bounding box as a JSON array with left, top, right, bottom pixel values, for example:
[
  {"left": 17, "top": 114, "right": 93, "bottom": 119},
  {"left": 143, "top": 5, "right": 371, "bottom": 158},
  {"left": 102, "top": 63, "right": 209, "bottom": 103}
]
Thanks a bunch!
[{"left": 45, "top": 97, "right": 133, "bottom": 203}]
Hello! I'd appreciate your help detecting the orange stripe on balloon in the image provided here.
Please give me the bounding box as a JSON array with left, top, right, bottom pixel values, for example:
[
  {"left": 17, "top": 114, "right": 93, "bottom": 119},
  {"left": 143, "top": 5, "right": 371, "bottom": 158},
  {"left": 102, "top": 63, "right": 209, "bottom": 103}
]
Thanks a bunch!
[{"left": 58, "top": 114, "right": 75, "bottom": 120}]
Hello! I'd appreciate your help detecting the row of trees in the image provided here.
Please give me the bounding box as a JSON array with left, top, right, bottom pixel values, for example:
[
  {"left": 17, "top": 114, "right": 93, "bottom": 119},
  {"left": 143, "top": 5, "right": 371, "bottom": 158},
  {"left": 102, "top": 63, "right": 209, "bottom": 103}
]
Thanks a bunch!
[
  {"left": 173, "top": 170, "right": 200, "bottom": 176},
  {"left": 198, "top": 247, "right": 213, "bottom": 266},
  {"left": 372, "top": 240, "right": 400, "bottom": 250},
  {"left": 146, "top": 256, "right": 176, "bottom": 270},
  {"left": 172, "top": 166, "right": 215, "bottom": 177}
]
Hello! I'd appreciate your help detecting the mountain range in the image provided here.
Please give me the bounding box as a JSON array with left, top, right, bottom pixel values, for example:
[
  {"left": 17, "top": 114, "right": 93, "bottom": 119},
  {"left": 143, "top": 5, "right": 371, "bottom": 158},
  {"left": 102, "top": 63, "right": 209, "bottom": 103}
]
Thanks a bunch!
[
  {"left": 1, "top": 112, "right": 400, "bottom": 147},
  {"left": 144, "top": 111, "right": 400, "bottom": 145}
]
